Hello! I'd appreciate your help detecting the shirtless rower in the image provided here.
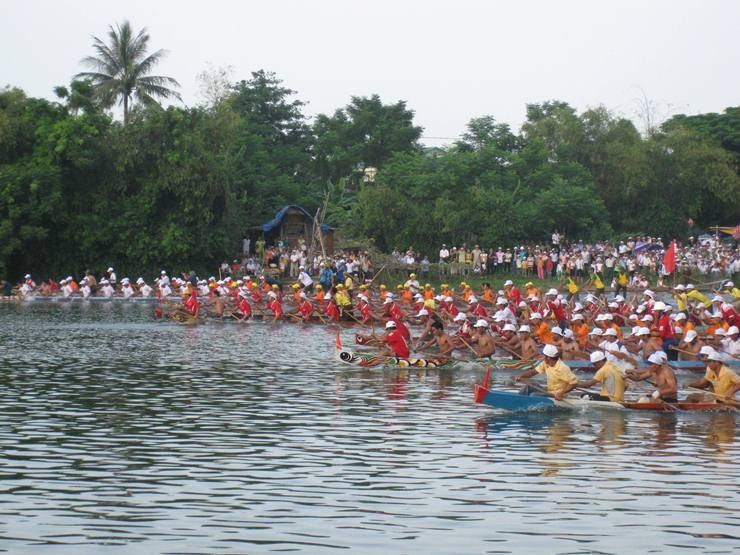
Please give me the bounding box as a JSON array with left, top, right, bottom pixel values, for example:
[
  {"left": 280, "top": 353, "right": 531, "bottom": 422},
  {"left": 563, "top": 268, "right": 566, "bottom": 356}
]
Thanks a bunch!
[
  {"left": 627, "top": 351, "right": 678, "bottom": 403},
  {"left": 675, "top": 329, "right": 703, "bottom": 360},
  {"left": 516, "top": 325, "right": 539, "bottom": 360},
  {"left": 470, "top": 319, "right": 496, "bottom": 357},
  {"left": 560, "top": 329, "right": 589, "bottom": 360},
  {"left": 416, "top": 321, "right": 455, "bottom": 357}
]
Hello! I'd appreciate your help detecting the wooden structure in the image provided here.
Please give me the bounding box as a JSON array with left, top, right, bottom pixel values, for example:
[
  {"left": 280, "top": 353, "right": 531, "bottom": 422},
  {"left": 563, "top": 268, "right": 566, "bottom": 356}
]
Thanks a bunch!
[{"left": 257, "top": 205, "right": 334, "bottom": 252}]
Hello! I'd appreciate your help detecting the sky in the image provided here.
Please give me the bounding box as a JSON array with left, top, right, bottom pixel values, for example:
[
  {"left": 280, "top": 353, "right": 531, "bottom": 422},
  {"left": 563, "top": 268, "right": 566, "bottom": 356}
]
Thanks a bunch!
[{"left": 2, "top": 0, "right": 739, "bottom": 145}]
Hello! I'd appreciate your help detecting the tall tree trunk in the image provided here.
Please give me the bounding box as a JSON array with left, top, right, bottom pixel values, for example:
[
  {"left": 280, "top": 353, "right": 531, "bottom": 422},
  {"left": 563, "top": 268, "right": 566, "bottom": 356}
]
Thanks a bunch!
[{"left": 123, "top": 94, "right": 129, "bottom": 126}]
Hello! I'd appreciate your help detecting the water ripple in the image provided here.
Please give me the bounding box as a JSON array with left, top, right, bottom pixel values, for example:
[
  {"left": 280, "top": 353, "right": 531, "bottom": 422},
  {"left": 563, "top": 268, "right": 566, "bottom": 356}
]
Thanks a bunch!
[{"left": 0, "top": 303, "right": 737, "bottom": 554}]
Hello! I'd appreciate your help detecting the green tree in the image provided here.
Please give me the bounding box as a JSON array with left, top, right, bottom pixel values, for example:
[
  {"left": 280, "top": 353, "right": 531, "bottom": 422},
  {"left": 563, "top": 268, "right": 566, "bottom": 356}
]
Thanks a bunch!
[
  {"left": 76, "top": 20, "right": 182, "bottom": 125},
  {"left": 312, "top": 94, "right": 423, "bottom": 183}
]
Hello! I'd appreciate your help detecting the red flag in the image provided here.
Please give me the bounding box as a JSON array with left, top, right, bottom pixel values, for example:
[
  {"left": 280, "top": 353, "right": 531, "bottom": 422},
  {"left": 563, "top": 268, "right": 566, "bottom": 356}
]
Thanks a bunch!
[
  {"left": 663, "top": 240, "right": 676, "bottom": 274},
  {"left": 335, "top": 329, "right": 342, "bottom": 350}
]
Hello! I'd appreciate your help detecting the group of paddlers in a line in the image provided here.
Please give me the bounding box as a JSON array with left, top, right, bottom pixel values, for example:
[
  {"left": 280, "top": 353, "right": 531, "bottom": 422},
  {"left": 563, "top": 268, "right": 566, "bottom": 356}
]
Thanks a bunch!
[{"left": 11, "top": 267, "right": 740, "bottom": 404}]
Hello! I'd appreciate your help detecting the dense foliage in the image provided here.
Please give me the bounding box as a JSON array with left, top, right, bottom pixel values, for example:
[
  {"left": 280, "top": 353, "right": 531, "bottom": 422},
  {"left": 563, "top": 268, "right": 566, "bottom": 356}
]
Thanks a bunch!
[{"left": 1, "top": 71, "right": 739, "bottom": 278}]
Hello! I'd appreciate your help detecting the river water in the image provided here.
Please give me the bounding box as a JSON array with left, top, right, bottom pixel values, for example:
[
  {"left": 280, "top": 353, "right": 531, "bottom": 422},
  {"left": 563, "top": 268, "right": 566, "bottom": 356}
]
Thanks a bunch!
[{"left": 0, "top": 303, "right": 738, "bottom": 554}]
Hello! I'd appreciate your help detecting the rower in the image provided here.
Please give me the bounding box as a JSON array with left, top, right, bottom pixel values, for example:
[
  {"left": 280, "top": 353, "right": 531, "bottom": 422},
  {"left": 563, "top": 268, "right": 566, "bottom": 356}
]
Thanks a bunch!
[
  {"left": 627, "top": 351, "right": 678, "bottom": 403},
  {"left": 470, "top": 319, "right": 496, "bottom": 357},
  {"left": 560, "top": 329, "right": 589, "bottom": 360},
  {"left": 416, "top": 321, "right": 455, "bottom": 357},
  {"left": 676, "top": 329, "right": 702, "bottom": 359},
  {"left": 577, "top": 351, "right": 626, "bottom": 402},
  {"left": 529, "top": 313, "right": 554, "bottom": 344},
  {"left": 380, "top": 320, "right": 410, "bottom": 358},
  {"left": 516, "top": 325, "right": 539, "bottom": 359},
  {"left": 600, "top": 328, "right": 638, "bottom": 370},
  {"left": 514, "top": 344, "right": 579, "bottom": 401},
  {"left": 684, "top": 347, "right": 740, "bottom": 402}
]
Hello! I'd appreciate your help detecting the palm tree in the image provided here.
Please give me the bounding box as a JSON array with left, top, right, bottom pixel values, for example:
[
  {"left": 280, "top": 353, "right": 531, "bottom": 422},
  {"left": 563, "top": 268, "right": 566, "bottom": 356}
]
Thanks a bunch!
[{"left": 76, "top": 20, "right": 182, "bottom": 125}]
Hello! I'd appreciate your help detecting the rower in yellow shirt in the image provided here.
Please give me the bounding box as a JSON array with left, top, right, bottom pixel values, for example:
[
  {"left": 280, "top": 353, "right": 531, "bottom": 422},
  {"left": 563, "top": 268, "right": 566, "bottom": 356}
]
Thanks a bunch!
[
  {"left": 685, "top": 284, "right": 712, "bottom": 308},
  {"left": 685, "top": 348, "right": 740, "bottom": 402},
  {"left": 721, "top": 280, "right": 740, "bottom": 300},
  {"left": 577, "top": 351, "right": 625, "bottom": 402},
  {"left": 515, "top": 344, "right": 579, "bottom": 400}
]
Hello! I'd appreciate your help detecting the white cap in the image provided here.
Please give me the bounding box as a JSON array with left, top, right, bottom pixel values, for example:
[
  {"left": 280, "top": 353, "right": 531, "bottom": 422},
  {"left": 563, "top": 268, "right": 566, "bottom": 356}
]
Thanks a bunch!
[
  {"left": 546, "top": 288, "right": 558, "bottom": 296},
  {"left": 493, "top": 313, "right": 504, "bottom": 322},
  {"left": 468, "top": 296, "right": 478, "bottom": 304},
  {"left": 724, "top": 281, "right": 734, "bottom": 288},
  {"left": 630, "top": 326, "right": 641, "bottom": 335},
  {"left": 711, "top": 295, "right": 724, "bottom": 303},
  {"left": 603, "top": 313, "right": 613, "bottom": 320},
  {"left": 647, "top": 351, "right": 668, "bottom": 364},
  {"left": 653, "top": 301, "right": 666, "bottom": 311},
  {"left": 414, "top": 293, "right": 424, "bottom": 300},
  {"left": 551, "top": 326, "right": 563, "bottom": 336},
  {"left": 686, "top": 283, "right": 695, "bottom": 290},
  {"left": 644, "top": 289, "right": 655, "bottom": 298},
  {"left": 707, "top": 350, "right": 724, "bottom": 362},
  {"left": 267, "top": 291, "right": 277, "bottom": 298},
  {"left": 563, "top": 329, "right": 574, "bottom": 339},
  {"left": 529, "top": 312, "right": 542, "bottom": 320},
  {"left": 385, "top": 321, "right": 397, "bottom": 329},
  {"left": 589, "top": 328, "right": 603, "bottom": 336},
  {"left": 637, "top": 327, "right": 651, "bottom": 336},
  {"left": 434, "top": 295, "right": 444, "bottom": 301},
  {"left": 604, "top": 328, "right": 618, "bottom": 337},
  {"left": 453, "top": 313, "right": 467, "bottom": 322},
  {"left": 504, "top": 280, "right": 513, "bottom": 286},
  {"left": 642, "top": 314, "right": 654, "bottom": 322},
  {"left": 161, "top": 270, "right": 167, "bottom": 275},
  {"left": 503, "top": 323, "right": 517, "bottom": 332},
  {"left": 699, "top": 345, "right": 716, "bottom": 357},
  {"left": 136, "top": 277, "right": 144, "bottom": 284},
  {"left": 474, "top": 319, "right": 489, "bottom": 328},
  {"left": 358, "top": 294, "right": 368, "bottom": 302},
  {"left": 571, "top": 313, "right": 584, "bottom": 321},
  {"left": 416, "top": 309, "right": 429, "bottom": 317},
  {"left": 24, "top": 274, "right": 31, "bottom": 279},
  {"left": 107, "top": 267, "right": 114, "bottom": 272},
  {"left": 590, "top": 351, "right": 606, "bottom": 363},
  {"left": 383, "top": 297, "right": 393, "bottom": 304},
  {"left": 614, "top": 295, "right": 625, "bottom": 302},
  {"left": 629, "top": 314, "right": 638, "bottom": 321},
  {"left": 674, "top": 284, "right": 685, "bottom": 291},
  {"left": 728, "top": 326, "right": 739, "bottom": 335},
  {"left": 714, "top": 328, "right": 726, "bottom": 337},
  {"left": 518, "top": 301, "right": 527, "bottom": 308},
  {"left": 444, "top": 296, "right": 454, "bottom": 302},
  {"left": 595, "top": 314, "right": 605, "bottom": 322},
  {"left": 518, "top": 325, "right": 531, "bottom": 333},
  {"left": 674, "top": 313, "right": 686, "bottom": 320},
  {"left": 608, "top": 302, "right": 618, "bottom": 309},
  {"left": 573, "top": 303, "right": 584, "bottom": 311},
  {"left": 542, "top": 344, "right": 559, "bottom": 357},
  {"left": 496, "top": 297, "right": 508, "bottom": 305},
  {"left": 684, "top": 330, "right": 698, "bottom": 342}
]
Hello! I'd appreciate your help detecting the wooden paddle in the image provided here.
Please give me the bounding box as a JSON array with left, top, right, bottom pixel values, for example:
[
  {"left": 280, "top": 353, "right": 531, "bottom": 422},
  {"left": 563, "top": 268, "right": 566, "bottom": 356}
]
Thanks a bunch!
[{"left": 686, "top": 386, "right": 740, "bottom": 408}]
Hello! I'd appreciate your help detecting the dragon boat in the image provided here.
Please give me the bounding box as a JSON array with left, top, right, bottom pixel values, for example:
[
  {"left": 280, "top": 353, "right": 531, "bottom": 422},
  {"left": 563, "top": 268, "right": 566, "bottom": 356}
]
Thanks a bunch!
[
  {"left": 473, "top": 369, "right": 737, "bottom": 412},
  {"left": 336, "top": 349, "right": 538, "bottom": 370}
]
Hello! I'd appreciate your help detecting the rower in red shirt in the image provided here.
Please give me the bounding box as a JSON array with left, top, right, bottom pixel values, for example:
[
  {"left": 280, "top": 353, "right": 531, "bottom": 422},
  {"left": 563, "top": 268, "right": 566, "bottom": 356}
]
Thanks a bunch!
[
  {"left": 504, "top": 280, "right": 521, "bottom": 306},
  {"left": 235, "top": 292, "right": 252, "bottom": 321},
  {"left": 381, "top": 320, "right": 410, "bottom": 358},
  {"left": 297, "top": 293, "right": 314, "bottom": 322},
  {"left": 267, "top": 292, "right": 284, "bottom": 322},
  {"left": 654, "top": 301, "right": 678, "bottom": 360}
]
